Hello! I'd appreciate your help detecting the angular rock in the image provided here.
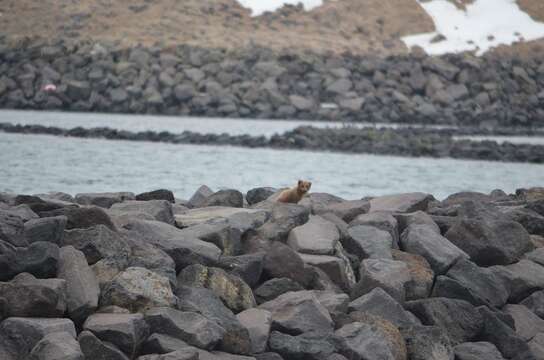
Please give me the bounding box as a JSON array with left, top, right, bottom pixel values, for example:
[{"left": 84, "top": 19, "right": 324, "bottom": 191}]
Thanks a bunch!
[
  {"left": 394, "top": 211, "right": 440, "bottom": 236},
  {"left": 136, "top": 189, "right": 175, "bottom": 203},
  {"left": 263, "top": 242, "right": 312, "bottom": 287},
  {"left": 75, "top": 192, "right": 135, "bottom": 208},
  {"left": 520, "top": 290, "right": 544, "bottom": 319},
  {"left": 345, "top": 225, "right": 394, "bottom": 260},
  {"left": 0, "top": 317, "right": 77, "bottom": 356},
  {"left": 501, "top": 207, "right": 544, "bottom": 236},
  {"left": 217, "top": 253, "right": 264, "bottom": 288},
  {"left": 259, "top": 291, "right": 333, "bottom": 335},
  {"left": 400, "top": 224, "right": 468, "bottom": 274},
  {"left": 352, "top": 258, "right": 410, "bottom": 302},
  {"left": 2, "top": 204, "right": 39, "bottom": 222},
  {"left": 405, "top": 298, "right": 482, "bottom": 345},
  {"left": 350, "top": 212, "right": 399, "bottom": 245},
  {"left": 62, "top": 225, "right": 130, "bottom": 265},
  {"left": 179, "top": 218, "right": 242, "bottom": 256},
  {"left": 246, "top": 187, "right": 277, "bottom": 205},
  {"left": 23, "top": 215, "right": 66, "bottom": 244},
  {"left": 78, "top": 330, "right": 129, "bottom": 360},
  {"left": 490, "top": 260, "right": 544, "bottom": 302},
  {"left": 145, "top": 307, "right": 225, "bottom": 350},
  {"left": 287, "top": 216, "right": 339, "bottom": 255},
  {"left": 316, "top": 200, "right": 370, "bottom": 223},
  {"left": 268, "top": 330, "right": 337, "bottom": 360},
  {"left": 126, "top": 238, "right": 177, "bottom": 285},
  {"left": 27, "top": 331, "right": 83, "bottom": 360},
  {"left": 175, "top": 207, "right": 268, "bottom": 229},
  {"left": 142, "top": 333, "right": 190, "bottom": 355},
  {"left": 432, "top": 259, "right": 508, "bottom": 308},
  {"left": 236, "top": 309, "right": 272, "bottom": 354},
  {"left": 58, "top": 246, "right": 99, "bottom": 323},
  {"left": 255, "top": 353, "right": 284, "bottom": 360},
  {"left": 138, "top": 349, "right": 199, "bottom": 360},
  {"left": 256, "top": 203, "right": 309, "bottom": 242},
  {"left": 445, "top": 216, "right": 533, "bottom": 266},
  {"left": 504, "top": 304, "right": 544, "bottom": 341},
  {"left": 335, "top": 322, "right": 399, "bottom": 360},
  {"left": 187, "top": 185, "right": 214, "bottom": 208},
  {"left": 526, "top": 247, "right": 544, "bottom": 266},
  {"left": 0, "top": 210, "right": 25, "bottom": 246},
  {"left": 400, "top": 325, "right": 454, "bottom": 360},
  {"left": 110, "top": 200, "right": 175, "bottom": 225},
  {"left": 202, "top": 190, "right": 243, "bottom": 208},
  {"left": 122, "top": 220, "right": 221, "bottom": 271},
  {"left": 529, "top": 333, "right": 544, "bottom": 360},
  {"left": 392, "top": 250, "right": 434, "bottom": 301},
  {"left": 454, "top": 342, "right": 505, "bottom": 360},
  {"left": 0, "top": 273, "right": 66, "bottom": 317},
  {"left": 370, "top": 193, "right": 434, "bottom": 213},
  {"left": 254, "top": 278, "right": 304, "bottom": 304},
  {"left": 101, "top": 267, "right": 176, "bottom": 313},
  {"left": 176, "top": 286, "right": 251, "bottom": 355},
  {"left": 348, "top": 287, "right": 416, "bottom": 327},
  {"left": 0, "top": 240, "right": 59, "bottom": 281},
  {"left": 300, "top": 252, "right": 356, "bottom": 292},
  {"left": 177, "top": 264, "right": 255, "bottom": 313},
  {"left": 48, "top": 206, "right": 117, "bottom": 231},
  {"left": 83, "top": 313, "right": 149, "bottom": 358}
]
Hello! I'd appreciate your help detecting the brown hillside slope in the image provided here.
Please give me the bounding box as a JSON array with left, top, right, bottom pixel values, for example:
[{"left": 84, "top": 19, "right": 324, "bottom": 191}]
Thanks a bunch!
[{"left": 0, "top": 0, "right": 434, "bottom": 55}]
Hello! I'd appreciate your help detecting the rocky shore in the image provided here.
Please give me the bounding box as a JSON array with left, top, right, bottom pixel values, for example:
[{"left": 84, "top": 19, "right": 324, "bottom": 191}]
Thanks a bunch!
[
  {"left": 1, "top": 39, "right": 544, "bottom": 127},
  {"left": 2, "top": 121, "right": 543, "bottom": 163},
  {"left": 1, "top": 185, "right": 544, "bottom": 360}
]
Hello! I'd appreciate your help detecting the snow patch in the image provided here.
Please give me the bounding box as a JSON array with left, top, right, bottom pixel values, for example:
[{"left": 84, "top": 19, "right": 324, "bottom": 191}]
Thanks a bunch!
[
  {"left": 236, "top": 0, "right": 323, "bottom": 16},
  {"left": 402, "top": 0, "right": 544, "bottom": 55}
]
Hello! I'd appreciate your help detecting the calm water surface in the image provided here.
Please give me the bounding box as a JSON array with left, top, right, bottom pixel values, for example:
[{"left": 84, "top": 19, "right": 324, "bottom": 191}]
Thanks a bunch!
[{"left": 1, "top": 132, "right": 542, "bottom": 200}]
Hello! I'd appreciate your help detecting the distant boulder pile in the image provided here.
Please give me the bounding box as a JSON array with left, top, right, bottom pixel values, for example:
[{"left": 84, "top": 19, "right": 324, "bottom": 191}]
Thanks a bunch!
[
  {"left": 0, "top": 39, "right": 544, "bottom": 127},
  {"left": 1, "top": 185, "right": 544, "bottom": 359}
]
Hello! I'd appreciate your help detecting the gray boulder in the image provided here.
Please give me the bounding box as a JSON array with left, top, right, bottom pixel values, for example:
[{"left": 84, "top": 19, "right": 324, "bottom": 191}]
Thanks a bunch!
[
  {"left": 335, "top": 322, "right": 398, "bottom": 360},
  {"left": 0, "top": 240, "right": 58, "bottom": 280},
  {"left": 315, "top": 200, "right": 370, "bottom": 223},
  {"left": 392, "top": 250, "right": 434, "bottom": 300},
  {"left": 177, "top": 264, "right": 256, "bottom": 313},
  {"left": 394, "top": 211, "right": 440, "bottom": 235},
  {"left": 0, "top": 273, "right": 66, "bottom": 317},
  {"left": 236, "top": 309, "right": 272, "bottom": 354},
  {"left": 202, "top": 190, "right": 243, "bottom": 208},
  {"left": 345, "top": 225, "right": 394, "bottom": 260},
  {"left": 174, "top": 207, "right": 268, "bottom": 229},
  {"left": 405, "top": 298, "right": 482, "bottom": 345},
  {"left": 526, "top": 247, "right": 544, "bottom": 266},
  {"left": 369, "top": 193, "right": 434, "bottom": 213},
  {"left": 263, "top": 242, "right": 312, "bottom": 287},
  {"left": 83, "top": 313, "right": 149, "bottom": 358},
  {"left": 259, "top": 291, "right": 333, "bottom": 335},
  {"left": 504, "top": 304, "right": 544, "bottom": 341},
  {"left": 400, "top": 224, "right": 468, "bottom": 274},
  {"left": 27, "top": 331, "right": 83, "bottom": 360},
  {"left": 100, "top": 267, "right": 177, "bottom": 313},
  {"left": 62, "top": 225, "right": 131, "bottom": 265},
  {"left": 58, "top": 246, "right": 99, "bottom": 323},
  {"left": 432, "top": 259, "right": 509, "bottom": 308},
  {"left": 454, "top": 342, "right": 505, "bottom": 360},
  {"left": 268, "top": 331, "right": 337, "bottom": 360},
  {"left": 246, "top": 187, "right": 277, "bottom": 205},
  {"left": 75, "top": 192, "right": 135, "bottom": 208},
  {"left": 350, "top": 212, "right": 399, "bottom": 245},
  {"left": 110, "top": 200, "right": 175, "bottom": 225},
  {"left": 254, "top": 278, "right": 304, "bottom": 304},
  {"left": 0, "top": 210, "right": 25, "bottom": 247},
  {"left": 179, "top": 218, "right": 242, "bottom": 256},
  {"left": 187, "top": 185, "right": 214, "bottom": 208},
  {"left": 145, "top": 307, "right": 225, "bottom": 350},
  {"left": 136, "top": 189, "right": 175, "bottom": 203},
  {"left": 520, "top": 290, "right": 544, "bottom": 318},
  {"left": 54, "top": 206, "right": 116, "bottom": 231},
  {"left": 400, "top": 325, "right": 454, "bottom": 360},
  {"left": 287, "top": 216, "right": 339, "bottom": 255},
  {"left": 351, "top": 258, "right": 410, "bottom": 302},
  {"left": 78, "top": 330, "right": 129, "bottom": 360},
  {"left": 142, "top": 333, "right": 190, "bottom": 355},
  {"left": 490, "top": 260, "right": 544, "bottom": 302},
  {"left": 348, "top": 287, "right": 416, "bottom": 327},
  {"left": 300, "top": 251, "right": 356, "bottom": 292},
  {"left": 255, "top": 203, "right": 309, "bottom": 242},
  {"left": 529, "top": 333, "right": 544, "bottom": 360},
  {"left": 23, "top": 216, "right": 66, "bottom": 244},
  {"left": 217, "top": 253, "right": 264, "bottom": 288},
  {"left": 138, "top": 349, "right": 199, "bottom": 360}
]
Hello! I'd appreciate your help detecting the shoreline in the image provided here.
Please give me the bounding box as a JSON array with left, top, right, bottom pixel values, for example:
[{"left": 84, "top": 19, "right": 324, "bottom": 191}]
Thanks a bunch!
[{"left": 2, "top": 121, "right": 544, "bottom": 164}]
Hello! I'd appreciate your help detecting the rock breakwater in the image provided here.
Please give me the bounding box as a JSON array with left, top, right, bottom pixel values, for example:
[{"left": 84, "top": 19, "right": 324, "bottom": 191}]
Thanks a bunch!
[
  {"left": 1, "top": 185, "right": 544, "bottom": 359},
  {"left": 1, "top": 122, "right": 543, "bottom": 163},
  {"left": 1, "top": 39, "right": 544, "bottom": 127}
]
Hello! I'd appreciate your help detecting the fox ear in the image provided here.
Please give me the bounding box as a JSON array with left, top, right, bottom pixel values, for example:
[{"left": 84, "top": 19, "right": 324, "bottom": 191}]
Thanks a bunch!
[
  {"left": 308, "top": 182, "right": 312, "bottom": 187},
  {"left": 298, "top": 180, "right": 303, "bottom": 186}
]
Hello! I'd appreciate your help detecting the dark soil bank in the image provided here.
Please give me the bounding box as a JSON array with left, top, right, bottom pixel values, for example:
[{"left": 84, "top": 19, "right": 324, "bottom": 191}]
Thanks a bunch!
[
  {"left": 1, "top": 122, "right": 543, "bottom": 163},
  {"left": 1, "top": 186, "right": 544, "bottom": 360},
  {"left": 1, "top": 39, "right": 544, "bottom": 127}
]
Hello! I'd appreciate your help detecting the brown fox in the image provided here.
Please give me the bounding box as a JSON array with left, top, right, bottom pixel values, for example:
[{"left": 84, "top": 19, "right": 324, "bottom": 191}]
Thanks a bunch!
[{"left": 277, "top": 180, "right": 312, "bottom": 204}]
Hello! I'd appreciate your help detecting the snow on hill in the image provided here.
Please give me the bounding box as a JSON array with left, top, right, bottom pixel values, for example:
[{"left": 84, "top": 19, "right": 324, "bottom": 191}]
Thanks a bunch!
[
  {"left": 402, "top": 0, "right": 544, "bottom": 55},
  {"left": 236, "top": 0, "right": 324, "bottom": 16}
]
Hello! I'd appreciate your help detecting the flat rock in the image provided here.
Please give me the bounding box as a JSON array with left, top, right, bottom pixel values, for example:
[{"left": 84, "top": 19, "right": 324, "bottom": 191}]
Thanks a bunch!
[
  {"left": 27, "top": 331, "right": 83, "bottom": 360},
  {"left": 300, "top": 252, "right": 356, "bottom": 292},
  {"left": 75, "top": 192, "right": 135, "bottom": 208},
  {"left": 83, "top": 313, "right": 149, "bottom": 358},
  {"left": 136, "top": 189, "right": 175, "bottom": 203},
  {"left": 202, "top": 190, "right": 243, "bottom": 208},
  {"left": 254, "top": 278, "right": 304, "bottom": 304},
  {"left": 394, "top": 211, "right": 440, "bottom": 236},
  {"left": 352, "top": 258, "right": 410, "bottom": 302},
  {"left": 400, "top": 224, "right": 468, "bottom": 274},
  {"left": 391, "top": 250, "right": 434, "bottom": 301},
  {"left": 348, "top": 287, "right": 416, "bottom": 327},
  {"left": 101, "top": 267, "right": 176, "bottom": 313},
  {"left": 174, "top": 207, "right": 268, "bottom": 228},
  {"left": 369, "top": 193, "right": 434, "bottom": 213},
  {"left": 400, "top": 325, "right": 454, "bottom": 360},
  {"left": 454, "top": 342, "right": 505, "bottom": 360},
  {"left": 62, "top": 224, "right": 131, "bottom": 265},
  {"left": 405, "top": 297, "right": 482, "bottom": 345},
  {"left": 179, "top": 218, "right": 242, "bottom": 256},
  {"left": 287, "top": 216, "right": 339, "bottom": 255},
  {"left": 350, "top": 211, "right": 399, "bottom": 245},
  {"left": 0, "top": 273, "right": 66, "bottom": 317},
  {"left": 259, "top": 290, "right": 333, "bottom": 335},
  {"left": 432, "top": 259, "right": 508, "bottom": 308},
  {"left": 23, "top": 215, "right": 66, "bottom": 244},
  {"left": 78, "top": 330, "right": 129, "bottom": 360},
  {"left": 145, "top": 307, "right": 225, "bottom": 350},
  {"left": 345, "top": 225, "right": 394, "bottom": 260},
  {"left": 504, "top": 304, "right": 544, "bottom": 341},
  {"left": 110, "top": 200, "right": 175, "bottom": 225},
  {"left": 236, "top": 309, "right": 272, "bottom": 354}
]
